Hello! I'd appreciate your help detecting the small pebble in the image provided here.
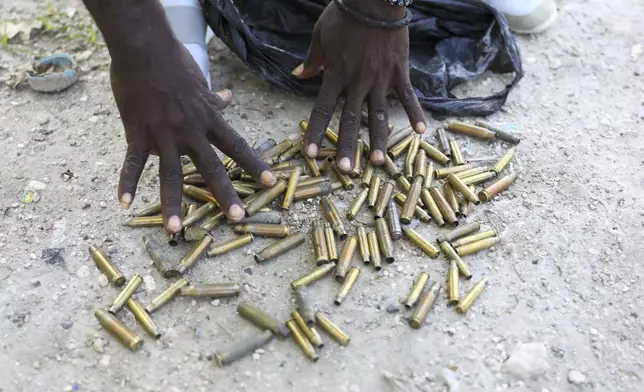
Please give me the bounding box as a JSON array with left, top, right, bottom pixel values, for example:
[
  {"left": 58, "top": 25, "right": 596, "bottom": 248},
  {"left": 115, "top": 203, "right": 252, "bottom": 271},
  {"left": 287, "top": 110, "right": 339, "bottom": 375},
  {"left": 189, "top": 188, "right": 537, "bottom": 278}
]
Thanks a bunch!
[
  {"left": 99, "top": 201, "right": 107, "bottom": 208},
  {"left": 93, "top": 338, "right": 105, "bottom": 353},
  {"left": 211, "top": 299, "right": 221, "bottom": 306},
  {"left": 97, "top": 274, "right": 109, "bottom": 287},
  {"left": 252, "top": 353, "right": 261, "bottom": 361},
  {"left": 76, "top": 265, "right": 90, "bottom": 279},
  {"left": 568, "top": 370, "right": 586, "bottom": 384},
  {"left": 386, "top": 303, "right": 400, "bottom": 314},
  {"left": 61, "top": 320, "right": 73, "bottom": 329}
]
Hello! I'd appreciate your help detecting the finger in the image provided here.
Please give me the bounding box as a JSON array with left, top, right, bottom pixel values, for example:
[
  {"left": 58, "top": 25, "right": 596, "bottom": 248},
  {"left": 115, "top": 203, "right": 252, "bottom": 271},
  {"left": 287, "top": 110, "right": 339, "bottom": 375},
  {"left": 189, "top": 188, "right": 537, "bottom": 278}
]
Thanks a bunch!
[
  {"left": 336, "top": 94, "right": 364, "bottom": 173},
  {"left": 293, "top": 24, "right": 325, "bottom": 79},
  {"left": 190, "top": 138, "right": 245, "bottom": 222},
  {"left": 304, "top": 69, "right": 343, "bottom": 158},
  {"left": 212, "top": 89, "right": 233, "bottom": 111},
  {"left": 367, "top": 89, "right": 389, "bottom": 166},
  {"left": 117, "top": 141, "right": 149, "bottom": 208},
  {"left": 395, "top": 74, "right": 426, "bottom": 134},
  {"left": 157, "top": 143, "right": 184, "bottom": 234}
]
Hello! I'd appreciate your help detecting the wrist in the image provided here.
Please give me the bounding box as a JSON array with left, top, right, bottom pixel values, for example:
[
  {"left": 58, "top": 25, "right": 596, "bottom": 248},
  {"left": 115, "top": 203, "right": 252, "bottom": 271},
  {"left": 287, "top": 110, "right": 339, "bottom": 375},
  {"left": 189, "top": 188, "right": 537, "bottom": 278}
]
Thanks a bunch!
[{"left": 344, "top": 0, "right": 406, "bottom": 21}]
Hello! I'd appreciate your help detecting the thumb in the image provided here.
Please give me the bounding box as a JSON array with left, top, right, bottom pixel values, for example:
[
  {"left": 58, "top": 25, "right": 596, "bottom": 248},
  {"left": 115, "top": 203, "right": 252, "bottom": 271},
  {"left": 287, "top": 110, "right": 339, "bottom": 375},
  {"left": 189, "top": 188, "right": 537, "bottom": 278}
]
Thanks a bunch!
[{"left": 292, "top": 27, "right": 325, "bottom": 79}]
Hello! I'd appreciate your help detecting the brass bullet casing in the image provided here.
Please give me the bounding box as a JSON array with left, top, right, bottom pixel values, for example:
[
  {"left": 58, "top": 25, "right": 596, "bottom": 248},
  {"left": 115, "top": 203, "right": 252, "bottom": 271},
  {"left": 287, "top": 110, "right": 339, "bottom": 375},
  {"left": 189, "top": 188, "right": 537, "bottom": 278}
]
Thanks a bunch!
[
  {"left": 254, "top": 232, "right": 306, "bottom": 263},
  {"left": 298, "top": 177, "right": 327, "bottom": 188},
  {"left": 294, "top": 287, "right": 316, "bottom": 326},
  {"left": 234, "top": 223, "right": 289, "bottom": 238},
  {"left": 109, "top": 274, "right": 143, "bottom": 314},
  {"left": 271, "top": 160, "right": 304, "bottom": 171},
  {"left": 183, "top": 202, "right": 218, "bottom": 228},
  {"left": 332, "top": 161, "right": 355, "bottom": 190},
  {"left": 215, "top": 330, "right": 274, "bottom": 367},
  {"left": 403, "top": 271, "right": 430, "bottom": 309},
  {"left": 439, "top": 241, "right": 472, "bottom": 280},
  {"left": 291, "top": 263, "right": 335, "bottom": 289},
  {"left": 374, "top": 180, "right": 395, "bottom": 218},
  {"left": 176, "top": 235, "right": 214, "bottom": 274},
  {"left": 479, "top": 173, "right": 518, "bottom": 203},
  {"left": 238, "top": 211, "right": 282, "bottom": 225},
  {"left": 222, "top": 155, "right": 234, "bottom": 169},
  {"left": 459, "top": 186, "right": 476, "bottom": 218},
  {"left": 261, "top": 139, "right": 293, "bottom": 161},
  {"left": 207, "top": 234, "right": 254, "bottom": 257},
  {"left": 492, "top": 147, "right": 517, "bottom": 175},
  {"left": 312, "top": 221, "right": 330, "bottom": 266},
  {"left": 89, "top": 245, "right": 125, "bottom": 287},
  {"left": 347, "top": 188, "right": 369, "bottom": 220},
  {"left": 182, "top": 184, "right": 218, "bottom": 205},
  {"left": 145, "top": 277, "right": 189, "bottom": 313},
  {"left": 375, "top": 218, "right": 395, "bottom": 263},
  {"left": 361, "top": 163, "right": 374, "bottom": 188},
  {"left": 456, "top": 237, "right": 501, "bottom": 257},
  {"left": 335, "top": 236, "right": 358, "bottom": 282},
  {"left": 409, "top": 281, "right": 441, "bottom": 329},
  {"left": 367, "top": 231, "right": 382, "bottom": 271},
  {"left": 386, "top": 127, "right": 413, "bottom": 149},
  {"left": 279, "top": 140, "right": 303, "bottom": 162},
  {"left": 413, "top": 149, "right": 427, "bottom": 179},
  {"left": 402, "top": 227, "right": 440, "bottom": 258},
  {"left": 324, "top": 223, "right": 339, "bottom": 262},
  {"left": 461, "top": 171, "right": 497, "bottom": 186},
  {"left": 436, "top": 221, "right": 480, "bottom": 244},
  {"left": 447, "top": 121, "right": 495, "bottom": 140},
  {"left": 199, "top": 210, "right": 225, "bottom": 232},
  {"left": 232, "top": 183, "right": 256, "bottom": 198},
  {"left": 317, "top": 147, "right": 338, "bottom": 158},
  {"left": 123, "top": 216, "right": 164, "bottom": 228},
  {"left": 228, "top": 166, "right": 243, "bottom": 180},
  {"left": 400, "top": 176, "right": 423, "bottom": 224},
  {"left": 394, "top": 192, "right": 431, "bottom": 223},
  {"left": 424, "top": 161, "right": 435, "bottom": 188},
  {"left": 435, "top": 127, "right": 451, "bottom": 157},
  {"left": 357, "top": 226, "right": 371, "bottom": 264},
  {"left": 383, "top": 155, "right": 402, "bottom": 179},
  {"left": 449, "top": 138, "right": 465, "bottom": 166},
  {"left": 448, "top": 259, "right": 460, "bottom": 305},
  {"left": 454, "top": 166, "right": 489, "bottom": 179},
  {"left": 136, "top": 202, "right": 162, "bottom": 217},
  {"left": 320, "top": 197, "right": 348, "bottom": 239},
  {"left": 245, "top": 180, "right": 287, "bottom": 216},
  {"left": 298, "top": 120, "right": 338, "bottom": 145},
  {"left": 143, "top": 235, "right": 179, "bottom": 279},
  {"left": 396, "top": 175, "right": 411, "bottom": 194},
  {"left": 237, "top": 302, "right": 290, "bottom": 338},
  {"left": 475, "top": 120, "right": 521, "bottom": 145},
  {"left": 386, "top": 200, "right": 403, "bottom": 241},
  {"left": 350, "top": 140, "right": 363, "bottom": 178},
  {"left": 404, "top": 135, "right": 421, "bottom": 179},
  {"left": 388, "top": 133, "right": 414, "bottom": 159},
  {"left": 448, "top": 174, "right": 481, "bottom": 204},
  {"left": 320, "top": 156, "right": 335, "bottom": 175},
  {"left": 419, "top": 140, "right": 451, "bottom": 166},
  {"left": 304, "top": 156, "right": 321, "bottom": 177},
  {"left": 168, "top": 202, "right": 188, "bottom": 246},
  {"left": 429, "top": 187, "right": 459, "bottom": 227},
  {"left": 434, "top": 164, "right": 473, "bottom": 179},
  {"left": 367, "top": 176, "right": 381, "bottom": 210},
  {"left": 286, "top": 320, "right": 318, "bottom": 361},
  {"left": 315, "top": 312, "right": 350, "bottom": 346},
  {"left": 443, "top": 182, "right": 461, "bottom": 215},
  {"left": 282, "top": 166, "right": 302, "bottom": 210},
  {"left": 182, "top": 163, "right": 198, "bottom": 176},
  {"left": 126, "top": 298, "right": 161, "bottom": 339},
  {"left": 420, "top": 189, "right": 445, "bottom": 227},
  {"left": 451, "top": 229, "right": 498, "bottom": 248},
  {"left": 292, "top": 311, "right": 324, "bottom": 348},
  {"left": 181, "top": 202, "right": 200, "bottom": 228},
  {"left": 179, "top": 283, "right": 240, "bottom": 298},
  {"left": 95, "top": 309, "right": 143, "bottom": 351},
  {"left": 456, "top": 278, "right": 487, "bottom": 314},
  {"left": 293, "top": 181, "right": 336, "bottom": 201},
  {"left": 335, "top": 266, "right": 361, "bottom": 305}
]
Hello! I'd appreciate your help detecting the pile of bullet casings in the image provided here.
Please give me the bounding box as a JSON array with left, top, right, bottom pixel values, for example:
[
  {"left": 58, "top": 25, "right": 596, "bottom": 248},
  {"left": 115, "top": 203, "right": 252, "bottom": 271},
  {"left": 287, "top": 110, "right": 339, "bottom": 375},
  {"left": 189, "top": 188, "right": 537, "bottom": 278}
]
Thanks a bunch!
[{"left": 89, "top": 118, "right": 519, "bottom": 364}]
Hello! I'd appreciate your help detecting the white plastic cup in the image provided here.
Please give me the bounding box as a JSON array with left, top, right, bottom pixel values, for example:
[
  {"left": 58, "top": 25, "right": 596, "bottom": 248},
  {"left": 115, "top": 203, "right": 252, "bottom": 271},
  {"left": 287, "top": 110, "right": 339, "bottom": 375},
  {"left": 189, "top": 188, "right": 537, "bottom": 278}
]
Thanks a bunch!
[{"left": 483, "top": 0, "right": 557, "bottom": 34}]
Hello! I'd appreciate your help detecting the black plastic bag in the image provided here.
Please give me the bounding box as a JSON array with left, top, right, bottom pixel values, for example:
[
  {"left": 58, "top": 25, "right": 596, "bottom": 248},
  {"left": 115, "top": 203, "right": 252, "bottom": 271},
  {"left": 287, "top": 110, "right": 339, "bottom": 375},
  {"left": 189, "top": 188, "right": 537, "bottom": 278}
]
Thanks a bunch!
[{"left": 201, "top": 0, "right": 523, "bottom": 117}]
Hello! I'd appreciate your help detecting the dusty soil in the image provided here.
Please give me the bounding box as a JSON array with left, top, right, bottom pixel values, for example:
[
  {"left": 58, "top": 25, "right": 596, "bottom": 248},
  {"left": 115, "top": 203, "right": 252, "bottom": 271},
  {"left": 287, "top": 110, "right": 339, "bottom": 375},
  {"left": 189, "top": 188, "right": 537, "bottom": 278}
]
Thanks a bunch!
[{"left": 1, "top": 0, "right": 643, "bottom": 391}]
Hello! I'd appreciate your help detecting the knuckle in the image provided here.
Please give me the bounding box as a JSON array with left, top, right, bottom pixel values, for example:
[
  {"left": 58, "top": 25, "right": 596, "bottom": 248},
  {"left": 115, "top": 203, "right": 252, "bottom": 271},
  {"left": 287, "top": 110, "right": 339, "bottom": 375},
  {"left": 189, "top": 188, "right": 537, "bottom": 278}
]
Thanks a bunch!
[
  {"left": 369, "top": 109, "right": 387, "bottom": 123},
  {"left": 124, "top": 152, "right": 145, "bottom": 170},
  {"left": 162, "top": 168, "right": 182, "bottom": 186},
  {"left": 340, "top": 110, "right": 359, "bottom": 130},
  {"left": 311, "top": 102, "right": 334, "bottom": 121},
  {"left": 400, "top": 85, "right": 417, "bottom": 104},
  {"left": 202, "top": 160, "right": 226, "bottom": 178},
  {"left": 231, "top": 136, "right": 249, "bottom": 155},
  {"left": 165, "top": 195, "right": 183, "bottom": 209}
]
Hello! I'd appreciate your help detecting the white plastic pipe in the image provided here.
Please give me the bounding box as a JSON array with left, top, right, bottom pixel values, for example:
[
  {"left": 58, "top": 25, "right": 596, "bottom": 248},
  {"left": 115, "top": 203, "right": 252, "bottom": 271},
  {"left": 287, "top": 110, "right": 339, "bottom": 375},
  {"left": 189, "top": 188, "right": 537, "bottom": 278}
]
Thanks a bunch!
[{"left": 483, "top": 0, "right": 557, "bottom": 34}]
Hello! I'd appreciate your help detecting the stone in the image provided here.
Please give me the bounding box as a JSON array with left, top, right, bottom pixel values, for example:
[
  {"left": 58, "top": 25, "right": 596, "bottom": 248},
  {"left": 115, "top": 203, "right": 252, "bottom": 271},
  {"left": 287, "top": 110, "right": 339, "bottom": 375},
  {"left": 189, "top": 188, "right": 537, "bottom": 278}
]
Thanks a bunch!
[
  {"left": 143, "top": 275, "right": 156, "bottom": 292},
  {"left": 76, "top": 265, "right": 90, "bottom": 279},
  {"left": 568, "top": 370, "right": 586, "bottom": 385},
  {"left": 25, "top": 180, "right": 47, "bottom": 191},
  {"left": 386, "top": 303, "right": 400, "bottom": 314},
  {"left": 92, "top": 338, "right": 106, "bottom": 353},
  {"left": 97, "top": 274, "right": 109, "bottom": 287},
  {"left": 61, "top": 320, "right": 73, "bottom": 329},
  {"left": 502, "top": 342, "right": 550, "bottom": 380}
]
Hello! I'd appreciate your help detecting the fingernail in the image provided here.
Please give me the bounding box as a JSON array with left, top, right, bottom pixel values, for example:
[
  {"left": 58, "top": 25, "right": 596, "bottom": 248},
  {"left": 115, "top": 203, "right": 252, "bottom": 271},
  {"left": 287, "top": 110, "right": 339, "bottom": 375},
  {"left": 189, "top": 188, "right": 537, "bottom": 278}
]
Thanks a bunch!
[
  {"left": 338, "top": 157, "right": 351, "bottom": 172},
  {"left": 217, "top": 89, "right": 232, "bottom": 102},
  {"left": 306, "top": 143, "right": 318, "bottom": 158},
  {"left": 120, "top": 193, "right": 132, "bottom": 209},
  {"left": 260, "top": 170, "right": 276, "bottom": 187},
  {"left": 228, "top": 204, "right": 244, "bottom": 221},
  {"left": 292, "top": 64, "right": 304, "bottom": 76},
  {"left": 167, "top": 215, "right": 182, "bottom": 233},
  {"left": 415, "top": 122, "right": 427, "bottom": 133},
  {"left": 370, "top": 150, "right": 384, "bottom": 165}
]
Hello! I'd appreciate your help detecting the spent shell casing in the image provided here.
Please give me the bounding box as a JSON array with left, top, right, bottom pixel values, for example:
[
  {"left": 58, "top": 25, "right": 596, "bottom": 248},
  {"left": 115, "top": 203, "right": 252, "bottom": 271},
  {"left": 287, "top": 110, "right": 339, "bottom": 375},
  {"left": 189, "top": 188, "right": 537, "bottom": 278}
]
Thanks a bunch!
[
  {"left": 168, "top": 202, "right": 188, "bottom": 246},
  {"left": 312, "top": 221, "right": 330, "bottom": 266},
  {"left": 228, "top": 166, "right": 243, "bottom": 180},
  {"left": 396, "top": 175, "right": 411, "bottom": 193},
  {"left": 254, "top": 232, "right": 305, "bottom": 263},
  {"left": 200, "top": 210, "right": 225, "bottom": 231},
  {"left": 143, "top": 235, "right": 179, "bottom": 279},
  {"left": 424, "top": 161, "right": 435, "bottom": 188},
  {"left": 449, "top": 138, "right": 465, "bottom": 165},
  {"left": 436, "top": 222, "right": 481, "bottom": 244},
  {"left": 291, "top": 263, "right": 335, "bottom": 289},
  {"left": 261, "top": 138, "right": 293, "bottom": 160},
  {"left": 387, "top": 127, "right": 414, "bottom": 149},
  {"left": 298, "top": 177, "right": 327, "bottom": 188},
  {"left": 207, "top": 234, "right": 254, "bottom": 257},
  {"left": 357, "top": 225, "right": 371, "bottom": 264},
  {"left": 294, "top": 287, "right": 316, "bottom": 326},
  {"left": 404, "top": 135, "right": 421, "bottom": 179},
  {"left": 367, "top": 231, "right": 382, "bottom": 270},
  {"left": 420, "top": 189, "right": 445, "bottom": 227},
  {"left": 448, "top": 174, "right": 480, "bottom": 204},
  {"left": 238, "top": 302, "right": 290, "bottom": 338},
  {"left": 429, "top": 187, "right": 459, "bottom": 227},
  {"left": 320, "top": 197, "right": 347, "bottom": 239},
  {"left": 456, "top": 237, "right": 501, "bottom": 257},
  {"left": 347, "top": 188, "right": 369, "bottom": 220},
  {"left": 136, "top": 202, "right": 162, "bottom": 217},
  {"left": 315, "top": 312, "right": 350, "bottom": 346},
  {"left": 320, "top": 156, "right": 335, "bottom": 175},
  {"left": 182, "top": 163, "right": 197, "bottom": 176},
  {"left": 386, "top": 200, "right": 403, "bottom": 240},
  {"left": 459, "top": 186, "right": 475, "bottom": 218},
  {"left": 176, "top": 235, "right": 214, "bottom": 274},
  {"left": 279, "top": 140, "right": 303, "bottom": 162},
  {"left": 215, "top": 330, "right": 274, "bottom": 367},
  {"left": 394, "top": 192, "right": 431, "bottom": 223},
  {"left": 317, "top": 147, "right": 338, "bottom": 158},
  {"left": 403, "top": 271, "right": 430, "bottom": 309},
  {"left": 367, "top": 176, "right": 381, "bottom": 210},
  {"left": 271, "top": 160, "right": 304, "bottom": 171},
  {"left": 234, "top": 223, "right": 289, "bottom": 238},
  {"left": 304, "top": 156, "right": 321, "bottom": 177},
  {"left": 435, "top": 127, "right": 451, "bottom": 157},
  {"left": 456, "top": 278, "right": 487, "bottom": 314},
  {"left": 383, "top": 155, "right": 402, "bottom": 180},
  {"left": 324, "top": 223, "right": 339, "bottom": 262},
  {"left": 434, "top": 164, "right": 474, "bottom": 179},
  {"left": 443, "top": 182, "right": 461, "bottom": 215},
  {"left": 179, "top": 283, "right": 240, "bottom": 298},
  {"left": 419, "top": 140, "right": 451, "bottom": 166},
  {"left": 182, "top": 184, "right": 218, "bottom": 205},
  {"left": 492, "top": 147, "right": 517, "bottom": 175},
  {"left": 461, "top": 171, "right": 497, "bottom": 186},
  {"left": 400, "top": 176, "right": 423, "bottom": 224},
  {"left": 374, "top": 180, "right": 395, "bottom": 218},
  {"left": 293, "top": 181, "right": 335, "bottom": 201},
  {"left": 448, "top": 259, "right": 460, "bottom": 305},
  {"left": 335, "top": 236, "right": 358, "bottom": 282},
  {"left": 334, "top": 266, "right": 360, "bottom": 305},
  {"left": 183, "top": 173, "right": 205, "bottom": 186},
  {"left": 475, "top": 120, "right": 521, "bottom": 145},
  {"left": 108, "top": 273, "right": 143, "bottom": 314},
  {"left": 145, "top": 277, "right": 189, "bottom": 313},
  {"left": 439, "top": 241, "right": 472, "bottom": 280},
  {"left": 245, "top": 180, "right": 287, "bottom": 216},
  {"left": 454, "top": 166, "right": 489, "bottom": 179},
  {"left": 89, "top": 245, "right": 125, "bottom": 286},
  {"left": 332, "top": 162, "right": 355, "bottom": 190},
  {"left": 126, "top": 299, "right": 161, "bottom": 338},
  {"left": 350, "top": 140, "right": 363, "bottom": 178},
  {"left": 409, "top": 281, "right": 441, "bottom": 329},
  {"left": 181, "top": 201, "right": 200, "bottom": 228},
  {"left": 286, "top": 320, "right": 318, "bottom": 361},
  {"left": 451, "top": 229, "right": 498, "bottom": 248},
  {"left": 281, "top": 166, "right": 301, "bottom": 210},
  {"left": 447, "top": 121, "right": 495, "bottom": 140},
  {"left": 238, "top": 211, "right": 282, "bottom": 225},
  {"left": 402, "top": 227, "right": 440, "bottom": 258},
  {"left": 298, "top": 120, "right": 338, "bottom": 145},
  {"left": 123, "top": 216, "right": 164, "bottom": 228},
  {"left": 95, "top": 309, "right": 143, "bottom": 351},
  {"left": 413, "top": 149, "right": 427, "bottom": 179},
  {"left": 361, "top": 163, "right": 374, "bottom": 188},
  {"left": 479, "top": 173, "right": 518, "bottom": 203},
  {"left": 375, "top": 218, "right": 395, "bottom": 263},
  {"left": 388, "top": 133, "right": 414, "bottom": 159},
  {"left": 292, "top": 311, "right": 324, "bottom": 348}
]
